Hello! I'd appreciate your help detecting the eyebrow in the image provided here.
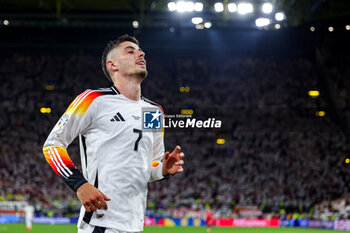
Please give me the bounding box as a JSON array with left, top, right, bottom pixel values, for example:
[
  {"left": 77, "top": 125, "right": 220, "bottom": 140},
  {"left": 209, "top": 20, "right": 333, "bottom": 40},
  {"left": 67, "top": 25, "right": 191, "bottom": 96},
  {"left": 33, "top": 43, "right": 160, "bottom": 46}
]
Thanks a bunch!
[{"left": 124, "top": 46, "right": 143, "bottom": 51}]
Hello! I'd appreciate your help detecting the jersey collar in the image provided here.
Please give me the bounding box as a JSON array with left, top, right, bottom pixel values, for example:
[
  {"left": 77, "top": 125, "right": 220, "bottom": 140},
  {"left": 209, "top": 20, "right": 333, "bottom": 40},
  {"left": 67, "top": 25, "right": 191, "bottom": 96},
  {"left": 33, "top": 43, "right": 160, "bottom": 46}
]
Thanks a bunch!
[{"left": 111, "top": 86, "right": 120, "bottom": 94}]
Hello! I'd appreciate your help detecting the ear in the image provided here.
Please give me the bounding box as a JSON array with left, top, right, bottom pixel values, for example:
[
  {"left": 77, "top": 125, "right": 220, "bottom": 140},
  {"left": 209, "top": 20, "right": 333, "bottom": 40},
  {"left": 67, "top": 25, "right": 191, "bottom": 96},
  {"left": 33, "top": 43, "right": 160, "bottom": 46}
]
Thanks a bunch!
[{"left": 107, "top": 60, "right": 118, "bottom": 73}]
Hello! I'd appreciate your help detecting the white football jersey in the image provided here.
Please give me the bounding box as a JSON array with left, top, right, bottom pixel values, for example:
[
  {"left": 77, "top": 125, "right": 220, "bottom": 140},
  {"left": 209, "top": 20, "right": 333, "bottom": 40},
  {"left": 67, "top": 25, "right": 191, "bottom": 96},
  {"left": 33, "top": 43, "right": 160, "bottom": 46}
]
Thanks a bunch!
[
  {"left": 24, "top": 205, "right": 35, "bottom": 218},
  {"left": 43, "top": 86, "right": 165, "bottom": 231}
]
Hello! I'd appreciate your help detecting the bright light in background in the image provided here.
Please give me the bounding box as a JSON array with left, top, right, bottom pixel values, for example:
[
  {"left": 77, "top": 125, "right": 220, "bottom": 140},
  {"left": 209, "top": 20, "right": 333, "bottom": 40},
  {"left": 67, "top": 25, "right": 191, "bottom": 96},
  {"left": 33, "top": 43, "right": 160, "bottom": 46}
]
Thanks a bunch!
[
  {"left": 180, "top": 86, "right": 190, "bottom": 92},
  {"left": 168, "top": 2, "right": 177, "bottom": 11},
  {"left": 40, "top": 107, "right": 51, "bottom": 114},
  {"left": 275, "top": 24, "right": 280, "bottom": 29},
  {"left": 181, "top": 109, "right": 194, "bottom": 115},
  {"left": 177, "top": 1, "right": 187, "bottom": 12},
  {"left": 185, "top": 1, "right": 195, "bottom": 12},
  {"left": 195, "top": 24, "right": 204, "bottom": 29},
  {"left": 214, "top": 2, "right": 224, "bottom": 12},
  {"left": 346, "top": 25, "right": 350, "bottom": 30},
  {"left": 310, "top": 26, "right": 315, "bottom": 32},
  {"left": 191, "top": 17, "right": 203, "bottom": 24},
  {"left": 316, "top": 111, "right": 325, "bottom": 117},
  {"left": 169, "top": 1, "right": 202, "bottom": 12},
  {"left": 216, "top": 138, "right": 225, "bottom": 144},
  {"left": 237, "top": 3, "right": 253, "bottom": 15},
  {"left": 204, "top": 22, "right": 212, "bottom": 28},
  {"left": 194, "top": 2, "right": 203, "bottom": 12},
  {"left": 328, "top": 26, "right": 334, "bottom": 32},
  {"left": 132, "top": 21, "right": 139, "bottom": 29},
  {"left": 262, "top": 2, "right": 273, "bottom": 14},
  {"left": 275, "top": 12, "right": 285, "bottom": 21},
  {"left": 3, "top": 20, "right": 9, "bottom": 25},
  {"left": 346, "top": 158, "right": 350, "bottom": 164},
  {"left": 308, "top": 90, "right": 319, "bottom": 97},
  {"left": 255, "top": 18, "right": 270, "bottom": 27},
  {"left": 45, "top": 84, "right": 55, "bottom": 91},
  {"left": 228, "top": 3, "right": 237, "bottom": 12}
]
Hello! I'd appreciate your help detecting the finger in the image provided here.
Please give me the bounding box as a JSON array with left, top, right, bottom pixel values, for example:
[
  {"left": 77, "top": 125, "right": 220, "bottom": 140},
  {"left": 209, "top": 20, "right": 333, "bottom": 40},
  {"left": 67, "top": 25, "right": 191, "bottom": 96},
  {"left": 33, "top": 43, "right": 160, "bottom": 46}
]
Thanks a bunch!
[
  {"left": 164, "top": 152, "right": 170, "bottom": 161},
  {"left": 177, "top": 167, "right": 184, "bottom": 173},
  {"left": 170, "top": 146, "right": 181, "bottom": 156},
  {"left": 92, "top": 199, "right": 102, "bottom": 210},
  {"left": 98, "top": 196, "right": 108, "bottom": 210},
  {"left": 89, "top": 201, "right": 96, "bottom": 212},
  {"left": 172, "top": 152, "right": 184, "bottom": 162},
  {"left": 100, "top": 191, "right": 111, "bottom": 201},
  {"left": 175, "top": 160, "right": 184, "bottom": 165},
  {"left": 84, "top": 203, "right": 91, "bottom": 212},
  {"left": 178, "top": 152, "right": 184, "bottom": 159}
]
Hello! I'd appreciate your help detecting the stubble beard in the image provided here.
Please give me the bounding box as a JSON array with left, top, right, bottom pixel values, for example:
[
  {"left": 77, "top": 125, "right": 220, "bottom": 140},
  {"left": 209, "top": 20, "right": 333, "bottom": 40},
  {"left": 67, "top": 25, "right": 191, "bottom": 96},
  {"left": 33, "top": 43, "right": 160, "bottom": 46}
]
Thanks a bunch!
[{"left": 134, "top": 69, "right": 148, "bottom": 81}]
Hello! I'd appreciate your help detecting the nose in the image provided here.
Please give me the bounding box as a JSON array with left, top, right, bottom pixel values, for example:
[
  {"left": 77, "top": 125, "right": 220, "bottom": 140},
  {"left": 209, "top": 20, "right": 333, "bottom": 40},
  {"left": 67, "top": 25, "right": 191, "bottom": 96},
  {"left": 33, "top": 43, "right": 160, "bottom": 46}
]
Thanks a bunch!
[{"left": 138, "top": 50, "right": 145, "bottom": 58}]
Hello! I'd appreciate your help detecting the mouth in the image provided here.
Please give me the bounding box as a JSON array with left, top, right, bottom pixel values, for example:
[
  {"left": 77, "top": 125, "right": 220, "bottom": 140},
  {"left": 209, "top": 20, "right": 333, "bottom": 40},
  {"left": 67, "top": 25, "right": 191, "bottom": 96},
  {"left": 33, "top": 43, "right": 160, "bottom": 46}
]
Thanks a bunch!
[{"left": 136, "top": 60, "right": 146, "bottom": 66}]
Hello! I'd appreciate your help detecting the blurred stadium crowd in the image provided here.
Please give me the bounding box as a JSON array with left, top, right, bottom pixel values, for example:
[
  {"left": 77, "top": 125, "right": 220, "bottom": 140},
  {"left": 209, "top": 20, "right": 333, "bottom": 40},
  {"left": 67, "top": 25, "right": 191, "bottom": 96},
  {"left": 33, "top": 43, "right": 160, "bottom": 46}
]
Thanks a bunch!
[{"left": 0, "top": 50, "right": 349, "bottom": 220}]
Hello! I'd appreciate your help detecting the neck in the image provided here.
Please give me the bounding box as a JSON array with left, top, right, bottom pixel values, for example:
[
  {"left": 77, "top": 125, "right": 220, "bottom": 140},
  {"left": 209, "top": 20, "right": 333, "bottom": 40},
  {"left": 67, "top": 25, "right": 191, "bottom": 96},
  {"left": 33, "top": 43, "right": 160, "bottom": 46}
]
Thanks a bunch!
[{"left": 113, "top": 76, "right": 141, "bottom": 101}]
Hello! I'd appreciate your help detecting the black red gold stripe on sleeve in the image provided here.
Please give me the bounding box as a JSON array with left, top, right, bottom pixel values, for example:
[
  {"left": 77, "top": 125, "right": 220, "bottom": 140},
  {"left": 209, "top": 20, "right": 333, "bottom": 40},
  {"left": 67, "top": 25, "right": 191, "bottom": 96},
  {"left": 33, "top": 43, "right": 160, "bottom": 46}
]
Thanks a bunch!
[
  {"left": 43, "top": 146, "right": 76, "bottom": 178},
  {"left": 43, "top": 145, "right": 87, "bottom": 191},
  {"left": 66, "top": 90, "right": 104, "bottom": 116}
]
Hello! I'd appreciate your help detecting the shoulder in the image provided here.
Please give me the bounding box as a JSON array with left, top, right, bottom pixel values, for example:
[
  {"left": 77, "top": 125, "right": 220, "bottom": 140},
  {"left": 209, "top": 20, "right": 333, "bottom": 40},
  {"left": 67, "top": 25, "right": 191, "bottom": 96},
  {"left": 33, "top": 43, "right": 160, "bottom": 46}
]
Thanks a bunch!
[
  {"left": 141, "top": 96, "right": 164, "bottom": 114},
  {"left": 67, "top": 87, "right": 117, "bottom": 115},
  {"left": 76, "top": 87, "right": 118, "bottom": 101},
  {"left": 141, "top": 96, "right": 160, "bottom": 106}
]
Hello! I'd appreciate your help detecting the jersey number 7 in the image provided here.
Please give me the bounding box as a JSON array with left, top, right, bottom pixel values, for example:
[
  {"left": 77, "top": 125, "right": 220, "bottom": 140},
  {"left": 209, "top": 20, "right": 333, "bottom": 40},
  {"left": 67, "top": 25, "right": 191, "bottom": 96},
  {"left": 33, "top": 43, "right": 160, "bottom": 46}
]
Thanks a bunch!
[{"left": 133, "top": 129, "right": 142, "bottom": 151}]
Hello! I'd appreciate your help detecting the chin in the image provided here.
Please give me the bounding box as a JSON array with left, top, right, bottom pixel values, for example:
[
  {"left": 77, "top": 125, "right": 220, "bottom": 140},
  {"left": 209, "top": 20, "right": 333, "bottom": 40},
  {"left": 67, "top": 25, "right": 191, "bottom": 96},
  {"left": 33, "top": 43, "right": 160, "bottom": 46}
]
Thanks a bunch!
[{"left": 137, "top": 70, "right": 148, "bottom": 80}]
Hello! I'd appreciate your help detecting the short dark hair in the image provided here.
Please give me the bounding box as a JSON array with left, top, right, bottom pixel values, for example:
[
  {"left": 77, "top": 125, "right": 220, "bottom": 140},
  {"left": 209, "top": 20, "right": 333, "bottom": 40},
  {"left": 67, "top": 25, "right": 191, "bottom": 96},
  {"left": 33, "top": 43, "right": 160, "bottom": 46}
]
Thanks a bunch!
[{"left": 101, "top": 34, "right": 140, "bottom": 82}]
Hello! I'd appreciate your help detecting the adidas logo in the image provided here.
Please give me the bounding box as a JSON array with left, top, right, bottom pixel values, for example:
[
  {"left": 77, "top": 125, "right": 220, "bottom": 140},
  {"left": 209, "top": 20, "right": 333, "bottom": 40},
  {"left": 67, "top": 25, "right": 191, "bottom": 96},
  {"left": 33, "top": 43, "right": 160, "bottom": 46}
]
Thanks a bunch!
[{"left": 110, "top": 112, "right": 125, "bottom": 122}]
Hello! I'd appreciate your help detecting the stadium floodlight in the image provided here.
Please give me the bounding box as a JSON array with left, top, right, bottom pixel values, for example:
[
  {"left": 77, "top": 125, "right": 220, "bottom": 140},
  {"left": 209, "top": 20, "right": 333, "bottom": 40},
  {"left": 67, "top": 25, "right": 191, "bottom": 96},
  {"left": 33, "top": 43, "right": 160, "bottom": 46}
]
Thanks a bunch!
[
  {"left": 275, "top": 24, "right": 280, "bottom": 29},
  {"left": 308, "top": 90, "right": 319, "bottom": 97},
  {"left": 204, "top": 22, "right": 212, "bottom": 28},
  {"left": 237, "top": 3, "right": 253, "bottom": 15},
  {"left": 255, "top": 18, "right": 270, "bottom": 27},
  {"left": 132, "top": 21, "right": 139, "bottom": 29},
  {"left": 328, "top": 26, "right": 334, "bottom": 32},
  {"left": 168, "top": 2, "right": 177, "bottom": 11},
  {"left": 228, "top": 3, "right": 237, "bottom": 12},
  {"left": 191, "top": 17, "right": 203, "bottom": 24},
  {"left": 275, "top": 12, "right": 285, "bottom": 21},
  {"left": 40, "top": 107, "right": 51, "bottom": 114},
  {"left": 177, "top": 1, "right": 187, "bottom": 12},
  {"left": 346, "top": 25, "right": 350, "bottom": 31},
  {"left": 262, "top": 2, "right": 273, "bottom": 14},
  {"left": 186, "top": 1, "right": 195, "bottom": 12},
  {"left": 194, "top": 2, "right": 203, "bottom": 12},
  {"left": 214, "top": 2, "right": 224, "bottom": 12},
  {"left": 195, "top": 24, "right": 204, "bottom": 29},
  {"left": 310, "top": 26, "right": 315, "bottom": 32},
  {"left": 216, "top": 138, "right": 225, "bottom": 144},
  {"left": 3, "top": 19, "right": 9, "bottom": 25},
  {"left": 315, "top": 111, "right": 325, "bottom": 117}
]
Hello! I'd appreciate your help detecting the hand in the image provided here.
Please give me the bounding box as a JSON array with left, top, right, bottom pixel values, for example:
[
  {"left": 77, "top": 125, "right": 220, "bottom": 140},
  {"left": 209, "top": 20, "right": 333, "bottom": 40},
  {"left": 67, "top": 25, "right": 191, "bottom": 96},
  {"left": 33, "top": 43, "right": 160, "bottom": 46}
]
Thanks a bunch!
[
  {"left": 76, "top": 183, "right": 111, "bottom": 212},
  {"left": 162, "top": 145, "right": 184, "bottom": 176}
]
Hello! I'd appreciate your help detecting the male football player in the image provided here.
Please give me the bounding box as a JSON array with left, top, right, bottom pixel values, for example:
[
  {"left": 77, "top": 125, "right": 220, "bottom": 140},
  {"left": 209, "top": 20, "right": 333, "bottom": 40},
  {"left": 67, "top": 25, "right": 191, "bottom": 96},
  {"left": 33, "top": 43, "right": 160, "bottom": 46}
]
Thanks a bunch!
[
  {"left": 24, "top": 202, "right": 35, "bottom": 230},
  {"left": 206, "top": 206, "right": 213, "bottom": 232},
  {"left": 43, "top": 35, "right": 184, "bottom": 233}
]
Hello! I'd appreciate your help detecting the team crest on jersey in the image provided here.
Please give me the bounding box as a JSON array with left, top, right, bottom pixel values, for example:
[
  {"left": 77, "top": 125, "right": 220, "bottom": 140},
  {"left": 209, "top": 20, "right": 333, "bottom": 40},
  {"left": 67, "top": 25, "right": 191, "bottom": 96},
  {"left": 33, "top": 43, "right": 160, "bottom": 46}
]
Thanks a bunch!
[
  {"left": 57, "top": 113, "right": 70, "bottom": 129},
  {"left": 142, "top": 107, "right": 163, "bottom": 132}
]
